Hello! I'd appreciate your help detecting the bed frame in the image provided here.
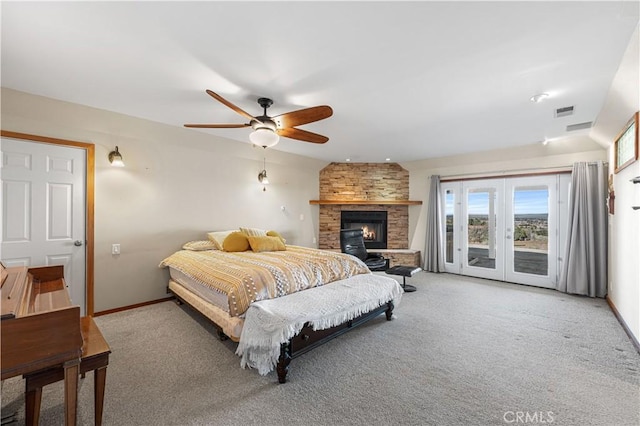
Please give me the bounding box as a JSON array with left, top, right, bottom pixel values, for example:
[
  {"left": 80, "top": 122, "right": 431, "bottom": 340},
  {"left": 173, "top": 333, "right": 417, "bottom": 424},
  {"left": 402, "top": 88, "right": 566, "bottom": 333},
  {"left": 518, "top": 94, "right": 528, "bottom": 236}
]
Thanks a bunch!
[
  {"left": 169, "top": 283, "right": 394, "bottom": 383},
  {"left": 276, "top": 300, "right": 394, "bottom": 383}
]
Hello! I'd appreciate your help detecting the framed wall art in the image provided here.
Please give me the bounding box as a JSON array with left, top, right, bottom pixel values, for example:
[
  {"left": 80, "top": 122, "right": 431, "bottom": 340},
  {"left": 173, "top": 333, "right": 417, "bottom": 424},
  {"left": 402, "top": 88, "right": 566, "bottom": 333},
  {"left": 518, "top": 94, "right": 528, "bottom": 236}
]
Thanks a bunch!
[{"left": 614, "top": 111, "right": 639, "bottom": 173}]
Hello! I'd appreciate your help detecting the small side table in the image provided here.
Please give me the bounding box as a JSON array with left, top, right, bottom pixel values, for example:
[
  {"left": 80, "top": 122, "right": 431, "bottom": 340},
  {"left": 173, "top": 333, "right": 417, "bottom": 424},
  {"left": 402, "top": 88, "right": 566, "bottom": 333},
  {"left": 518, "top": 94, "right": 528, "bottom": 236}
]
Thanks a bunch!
[{"left": 385, "top": 265, "right": 422, "bottom": 292}]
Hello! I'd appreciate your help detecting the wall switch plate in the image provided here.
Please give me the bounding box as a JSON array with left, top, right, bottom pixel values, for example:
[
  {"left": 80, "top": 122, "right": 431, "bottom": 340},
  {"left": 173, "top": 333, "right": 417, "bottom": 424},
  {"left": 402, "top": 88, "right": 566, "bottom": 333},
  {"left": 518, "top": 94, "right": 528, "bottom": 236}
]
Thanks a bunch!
[{"left": 112, "top": 244, "right": 120, "bottom": 255}]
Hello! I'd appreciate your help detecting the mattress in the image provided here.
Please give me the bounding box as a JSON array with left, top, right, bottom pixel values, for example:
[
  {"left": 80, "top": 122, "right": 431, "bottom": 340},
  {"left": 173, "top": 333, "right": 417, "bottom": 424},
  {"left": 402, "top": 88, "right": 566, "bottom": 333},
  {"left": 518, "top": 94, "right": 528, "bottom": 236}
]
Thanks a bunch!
[
  {"left": 168, "top": 267, "right": 229, "bottom": 312},
  {"left": 159, "top": 246, "right": 370, "bottom": 317},
  {"left": 168, "top": 279, "right": 244, "bottom": 341}
]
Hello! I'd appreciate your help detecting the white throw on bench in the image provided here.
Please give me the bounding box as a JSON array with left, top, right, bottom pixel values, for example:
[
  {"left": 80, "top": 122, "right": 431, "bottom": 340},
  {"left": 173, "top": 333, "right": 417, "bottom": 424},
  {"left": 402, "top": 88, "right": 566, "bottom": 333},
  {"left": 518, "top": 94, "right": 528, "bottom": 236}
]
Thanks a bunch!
[{"left": 236, "top": 273, "right": 403, "bottom": 375}]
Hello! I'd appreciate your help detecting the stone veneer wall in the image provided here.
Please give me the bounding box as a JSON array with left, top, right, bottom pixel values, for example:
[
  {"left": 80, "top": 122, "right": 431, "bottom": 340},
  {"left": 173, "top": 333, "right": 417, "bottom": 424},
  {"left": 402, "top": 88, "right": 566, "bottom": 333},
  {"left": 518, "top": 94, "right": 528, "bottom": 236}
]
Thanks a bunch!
[
  {"left": 318, "top": 163, "right": 410, "bottom": 250},
  {"left": 319, "top": 163, "right": 409, "bottom": 200}
]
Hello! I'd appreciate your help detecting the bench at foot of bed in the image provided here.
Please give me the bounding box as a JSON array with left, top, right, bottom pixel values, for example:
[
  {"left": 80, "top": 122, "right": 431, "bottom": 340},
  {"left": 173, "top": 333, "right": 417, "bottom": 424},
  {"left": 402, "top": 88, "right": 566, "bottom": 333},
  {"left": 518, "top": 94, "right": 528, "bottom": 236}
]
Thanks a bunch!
[
  {"left": 276, "top": 300, "right": 394, "bottom": 383},
  {"left": 237, "top": 273, "right": 402, "bottom": 383}
]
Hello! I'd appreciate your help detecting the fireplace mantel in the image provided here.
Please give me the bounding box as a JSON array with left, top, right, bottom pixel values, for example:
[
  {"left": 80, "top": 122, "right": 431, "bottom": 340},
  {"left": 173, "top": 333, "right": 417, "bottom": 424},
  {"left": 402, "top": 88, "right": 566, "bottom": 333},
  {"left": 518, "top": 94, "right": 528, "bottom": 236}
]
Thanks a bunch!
[{"left": 309, "top": 200, "right": 422, "bottom": 205}]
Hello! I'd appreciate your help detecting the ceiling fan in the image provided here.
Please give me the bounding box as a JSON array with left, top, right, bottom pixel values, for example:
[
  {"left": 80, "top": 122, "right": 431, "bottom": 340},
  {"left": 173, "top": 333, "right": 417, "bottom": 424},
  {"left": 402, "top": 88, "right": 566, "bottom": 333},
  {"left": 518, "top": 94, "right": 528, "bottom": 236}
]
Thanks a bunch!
[{"left": 184, "top": 90, "right": 333, "bottom": 147}]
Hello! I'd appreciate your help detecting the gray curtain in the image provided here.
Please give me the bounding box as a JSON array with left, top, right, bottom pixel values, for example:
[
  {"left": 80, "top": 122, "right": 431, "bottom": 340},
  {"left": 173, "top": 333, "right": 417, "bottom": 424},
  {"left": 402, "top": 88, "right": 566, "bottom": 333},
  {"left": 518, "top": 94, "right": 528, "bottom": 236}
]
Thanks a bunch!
[
  {"left": 558, "top": 161, "right": 608, "bottom": 297},
  {"left": 425, "top": 175, "right": 445, "bottom": 272}
]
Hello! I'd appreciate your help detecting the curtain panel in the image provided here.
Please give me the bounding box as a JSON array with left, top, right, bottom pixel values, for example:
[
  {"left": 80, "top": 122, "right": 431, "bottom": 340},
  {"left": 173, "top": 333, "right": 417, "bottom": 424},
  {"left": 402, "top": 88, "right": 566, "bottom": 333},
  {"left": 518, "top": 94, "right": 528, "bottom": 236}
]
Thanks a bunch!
[
  {"left": 425, "top": 175, "right": 445, "bottom": 272},
  {"left": 558, "top": 161, "right": 608, "bottom": 297}
]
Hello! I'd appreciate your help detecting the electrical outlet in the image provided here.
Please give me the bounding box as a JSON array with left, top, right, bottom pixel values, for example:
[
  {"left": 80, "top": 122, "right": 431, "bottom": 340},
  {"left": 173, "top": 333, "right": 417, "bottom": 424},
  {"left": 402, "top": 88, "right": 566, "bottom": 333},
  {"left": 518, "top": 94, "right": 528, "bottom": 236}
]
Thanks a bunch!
[{"left": 112, "top": 244, "right": 120, "bottom": 255}]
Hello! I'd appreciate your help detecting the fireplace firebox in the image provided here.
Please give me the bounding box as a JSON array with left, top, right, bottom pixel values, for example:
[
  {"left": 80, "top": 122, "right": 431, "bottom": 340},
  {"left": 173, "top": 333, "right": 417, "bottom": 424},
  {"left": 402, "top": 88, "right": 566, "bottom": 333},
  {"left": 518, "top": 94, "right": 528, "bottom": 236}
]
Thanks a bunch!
[{"left": 340, "top": 211, "right": 388, "bottom": 249}]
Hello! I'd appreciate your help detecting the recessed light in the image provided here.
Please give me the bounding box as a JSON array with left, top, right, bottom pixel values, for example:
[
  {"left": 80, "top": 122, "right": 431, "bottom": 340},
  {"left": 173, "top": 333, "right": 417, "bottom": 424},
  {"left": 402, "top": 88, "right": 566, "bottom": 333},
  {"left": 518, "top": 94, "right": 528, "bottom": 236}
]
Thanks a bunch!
[
  {"left": 530, "top": 93, "right": 549, "bottom": 103},
  {"left": 345, "top": 158, "right": 351, "bottom": 162},
  {"left": 385, "top": 158, "right": 391, "bottom": 162}
]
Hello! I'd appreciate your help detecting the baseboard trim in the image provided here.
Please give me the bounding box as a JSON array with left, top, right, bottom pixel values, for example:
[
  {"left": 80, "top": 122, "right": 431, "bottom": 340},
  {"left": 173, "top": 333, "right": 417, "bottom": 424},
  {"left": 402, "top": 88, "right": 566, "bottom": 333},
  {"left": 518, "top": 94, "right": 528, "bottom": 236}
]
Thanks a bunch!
[
  {"left": 93, "top": 296, "right": 175, "bottom": 317},
  {"left": 606, "top": 295, "right": 640, "bottom": 354}
]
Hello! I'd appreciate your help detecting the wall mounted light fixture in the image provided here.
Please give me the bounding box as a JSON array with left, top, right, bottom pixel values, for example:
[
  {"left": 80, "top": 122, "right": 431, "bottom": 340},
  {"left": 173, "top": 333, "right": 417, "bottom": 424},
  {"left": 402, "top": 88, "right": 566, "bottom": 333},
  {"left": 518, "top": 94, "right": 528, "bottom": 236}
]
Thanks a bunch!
[
  {"left": 258, "top": 157, "right": 269, "bottom": 191},
  {"left": 108, "top": 146, "right": 125, "bottom": 167}
]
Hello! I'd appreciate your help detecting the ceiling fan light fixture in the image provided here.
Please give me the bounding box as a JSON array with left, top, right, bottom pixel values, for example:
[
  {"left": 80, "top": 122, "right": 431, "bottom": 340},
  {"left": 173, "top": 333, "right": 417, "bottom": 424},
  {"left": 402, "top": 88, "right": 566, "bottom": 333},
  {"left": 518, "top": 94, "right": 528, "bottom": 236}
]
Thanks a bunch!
[{"left": 250, "top": 125, "right": 279, "bottom": 148}]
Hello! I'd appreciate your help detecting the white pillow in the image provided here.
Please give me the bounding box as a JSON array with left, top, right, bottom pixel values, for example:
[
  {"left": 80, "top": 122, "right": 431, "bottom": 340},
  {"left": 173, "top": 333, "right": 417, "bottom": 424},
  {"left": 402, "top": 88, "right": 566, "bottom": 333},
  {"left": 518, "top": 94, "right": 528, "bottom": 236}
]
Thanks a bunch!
[
  {"left": 207, "top": 230, "right": 236, "bottom": 250},
  {"left": 182, "top": 240, "right": 218, "bottom": 251},
  {"left": 239, "top": 227, "right": 268, "bottom": 237}
]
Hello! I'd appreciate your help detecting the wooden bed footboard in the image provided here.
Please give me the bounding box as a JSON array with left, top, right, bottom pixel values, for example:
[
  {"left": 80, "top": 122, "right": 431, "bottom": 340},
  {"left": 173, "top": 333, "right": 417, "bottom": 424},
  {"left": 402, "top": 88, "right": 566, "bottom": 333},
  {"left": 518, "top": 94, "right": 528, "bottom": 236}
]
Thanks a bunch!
[{"left": 276, "top": 301, "right": 394, "bottom": 383}]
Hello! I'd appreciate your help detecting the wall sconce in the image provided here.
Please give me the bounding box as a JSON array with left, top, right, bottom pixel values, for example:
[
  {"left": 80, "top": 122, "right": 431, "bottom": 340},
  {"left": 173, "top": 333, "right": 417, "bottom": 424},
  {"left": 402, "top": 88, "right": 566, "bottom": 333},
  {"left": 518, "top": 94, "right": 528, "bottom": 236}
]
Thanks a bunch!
[
  {"left": 258, "top": 157, "right": 269, "bottom": 191},
  {"left": 108, "top": 146, "right": 125, "bottom": 167}
]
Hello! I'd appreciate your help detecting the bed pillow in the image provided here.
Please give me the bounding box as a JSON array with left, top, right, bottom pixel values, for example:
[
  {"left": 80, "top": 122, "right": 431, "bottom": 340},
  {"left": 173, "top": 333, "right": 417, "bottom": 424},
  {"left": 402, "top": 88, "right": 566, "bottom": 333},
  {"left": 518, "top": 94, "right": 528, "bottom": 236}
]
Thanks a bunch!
[
  {"left": 182, "top": 240, "right": 218, "bottom": 251},
  {"left": 223, "top": 231, "right": 250, "bottom": 252},
  {"left": 240, "top": 227, "right": 268, "bottom": 237},
  {"left": 266, "top": 230, "right": 286, "bottom": 244},
  {"left": 207, "top": 230, "right": 236, "bottom": 250},
  {"left": 247, "top": 235, "right": 286, "bottom": 253}
]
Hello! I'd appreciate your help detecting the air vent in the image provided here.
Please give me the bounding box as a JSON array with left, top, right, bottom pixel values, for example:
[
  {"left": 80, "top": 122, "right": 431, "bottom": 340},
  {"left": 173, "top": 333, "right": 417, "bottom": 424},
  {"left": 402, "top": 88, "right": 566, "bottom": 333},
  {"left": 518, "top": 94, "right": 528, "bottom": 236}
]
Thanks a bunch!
[
  {"left": 566, "top": 121, "right": 592, "bottom": 132},
  {"left": 555, "top": 106, "right": 574, "bottom": 118}
]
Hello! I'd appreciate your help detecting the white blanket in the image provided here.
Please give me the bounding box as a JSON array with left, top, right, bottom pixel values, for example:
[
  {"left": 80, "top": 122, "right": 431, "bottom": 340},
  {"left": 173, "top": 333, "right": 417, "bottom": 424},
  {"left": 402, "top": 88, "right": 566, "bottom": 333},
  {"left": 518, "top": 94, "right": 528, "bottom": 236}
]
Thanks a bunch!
[{"left": 236, "top": 273, "right": 403, "bottom": 375}]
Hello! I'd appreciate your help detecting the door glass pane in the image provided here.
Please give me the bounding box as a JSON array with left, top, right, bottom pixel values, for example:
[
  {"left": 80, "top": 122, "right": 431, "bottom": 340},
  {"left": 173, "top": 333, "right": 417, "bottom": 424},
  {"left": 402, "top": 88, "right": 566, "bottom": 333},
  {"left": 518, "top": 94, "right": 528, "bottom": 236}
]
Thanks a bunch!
[
  {"left": 467, "top": 188, "right": 496, "bottom": 269},
  {"left": 513, "top": 186, "right": 548, "bottom": 276},
  {"left": 445, "top": 189, "right": 455, "bottom": 263}
]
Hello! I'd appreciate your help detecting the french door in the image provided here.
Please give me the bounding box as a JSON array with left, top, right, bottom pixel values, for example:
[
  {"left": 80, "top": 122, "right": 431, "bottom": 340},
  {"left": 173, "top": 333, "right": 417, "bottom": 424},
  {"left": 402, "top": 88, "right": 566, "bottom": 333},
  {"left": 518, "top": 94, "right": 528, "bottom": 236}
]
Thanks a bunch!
[{"left": 442, "top": 175, "right": 567, "bottom": 288}]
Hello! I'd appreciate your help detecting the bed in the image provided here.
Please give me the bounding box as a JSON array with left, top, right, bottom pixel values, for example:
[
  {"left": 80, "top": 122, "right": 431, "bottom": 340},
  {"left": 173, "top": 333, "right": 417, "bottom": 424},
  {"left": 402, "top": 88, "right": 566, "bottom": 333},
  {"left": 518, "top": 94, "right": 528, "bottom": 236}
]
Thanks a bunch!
[{"left": 159, "top": 236, "right": 402, "bottom": 383}]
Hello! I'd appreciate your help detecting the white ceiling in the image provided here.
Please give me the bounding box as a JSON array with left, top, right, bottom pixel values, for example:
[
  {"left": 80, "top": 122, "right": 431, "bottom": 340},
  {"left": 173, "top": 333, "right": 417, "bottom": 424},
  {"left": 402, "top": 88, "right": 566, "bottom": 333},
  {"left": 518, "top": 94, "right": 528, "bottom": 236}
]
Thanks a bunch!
[{"left": 2, "top": 1, "right": 638, "bottom": 163}]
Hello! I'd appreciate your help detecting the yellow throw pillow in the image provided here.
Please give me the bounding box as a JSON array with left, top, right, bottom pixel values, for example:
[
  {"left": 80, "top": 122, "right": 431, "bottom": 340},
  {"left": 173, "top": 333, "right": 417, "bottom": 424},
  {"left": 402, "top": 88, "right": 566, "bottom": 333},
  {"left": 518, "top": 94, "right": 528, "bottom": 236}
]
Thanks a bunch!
[
  {"left": 223, "top": 232, "right": 250, "bottom": 252},
  {"left": 247, "top": 235, "right": 286, "bottom": 253},
  {"left": 266, "top": 230, "right": 286, "bottom": 244},
  {"left": 240, "top": 227, "right": 268, "bottom": 237}
]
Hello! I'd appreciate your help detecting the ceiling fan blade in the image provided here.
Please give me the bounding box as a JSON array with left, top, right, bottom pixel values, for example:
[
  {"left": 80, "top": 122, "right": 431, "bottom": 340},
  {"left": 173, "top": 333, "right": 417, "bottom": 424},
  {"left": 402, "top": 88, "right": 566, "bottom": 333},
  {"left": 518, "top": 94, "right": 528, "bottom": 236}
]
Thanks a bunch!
[
  {"left": 277, "top": 127, "right": 329, "bottom": 144},
  {"left": 206, "top": 90, "right": 260, "bottom": 123},
  {"left": 272, "top": 106, "right": 333, "bottom": 129},
  {"left": 184, "top": 123, "right": 250, "bottom": 128}
]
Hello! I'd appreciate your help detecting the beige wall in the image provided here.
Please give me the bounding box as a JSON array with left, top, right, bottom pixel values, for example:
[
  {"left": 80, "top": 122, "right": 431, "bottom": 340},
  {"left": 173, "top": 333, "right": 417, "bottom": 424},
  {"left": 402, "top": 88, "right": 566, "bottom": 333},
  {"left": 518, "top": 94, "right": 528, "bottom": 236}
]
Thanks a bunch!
[
  {"left": 402, "top": 136, "right": 607, "bottom": 253},
  {"left": 1, "top": 88, "right": 327, "bottom": 312},
  {"left": 597, "top": 24, "right": 639, "bottom": 342}
]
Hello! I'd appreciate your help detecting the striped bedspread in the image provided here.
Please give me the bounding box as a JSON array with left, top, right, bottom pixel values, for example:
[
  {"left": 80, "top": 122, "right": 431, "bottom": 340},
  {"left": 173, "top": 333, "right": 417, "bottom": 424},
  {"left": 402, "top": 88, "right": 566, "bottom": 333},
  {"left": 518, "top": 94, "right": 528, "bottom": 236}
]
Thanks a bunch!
[{"left": 159, "top": 246, "right": 369, "bottom": 317}]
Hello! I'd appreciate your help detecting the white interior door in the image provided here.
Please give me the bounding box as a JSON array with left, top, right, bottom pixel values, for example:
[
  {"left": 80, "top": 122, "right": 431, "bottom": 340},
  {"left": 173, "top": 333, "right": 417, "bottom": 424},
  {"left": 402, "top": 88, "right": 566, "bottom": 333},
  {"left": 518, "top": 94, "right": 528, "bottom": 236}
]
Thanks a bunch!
[{"left": 1, "top": 138, "right": 86, "bottom": 314}]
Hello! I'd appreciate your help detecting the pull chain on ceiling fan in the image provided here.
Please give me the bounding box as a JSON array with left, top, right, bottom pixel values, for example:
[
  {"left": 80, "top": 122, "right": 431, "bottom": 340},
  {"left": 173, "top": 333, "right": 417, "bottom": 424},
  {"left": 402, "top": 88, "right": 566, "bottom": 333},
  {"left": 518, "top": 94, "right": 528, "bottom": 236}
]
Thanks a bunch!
[{"left": 184, "top": 90, "right": 333, "bottom": 147}]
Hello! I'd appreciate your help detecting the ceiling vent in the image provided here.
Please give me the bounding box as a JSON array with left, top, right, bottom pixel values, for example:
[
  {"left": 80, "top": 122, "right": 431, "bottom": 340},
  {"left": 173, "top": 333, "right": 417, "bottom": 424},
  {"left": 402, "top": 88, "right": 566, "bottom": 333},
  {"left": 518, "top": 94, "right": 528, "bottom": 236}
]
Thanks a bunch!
[
  {"left": 555, "top": 106, "right": 574, "bottom": 118},
  {"left": 566, "top": 121, "right": 592, "bottom": 132}
]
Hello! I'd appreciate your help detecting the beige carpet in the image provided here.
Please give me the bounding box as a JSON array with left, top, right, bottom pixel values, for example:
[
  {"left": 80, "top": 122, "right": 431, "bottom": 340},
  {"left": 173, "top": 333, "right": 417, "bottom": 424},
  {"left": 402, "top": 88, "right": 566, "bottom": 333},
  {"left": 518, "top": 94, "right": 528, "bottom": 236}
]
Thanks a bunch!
[{"left": 2, "top": 272, "right": 639, "bottom": 425}]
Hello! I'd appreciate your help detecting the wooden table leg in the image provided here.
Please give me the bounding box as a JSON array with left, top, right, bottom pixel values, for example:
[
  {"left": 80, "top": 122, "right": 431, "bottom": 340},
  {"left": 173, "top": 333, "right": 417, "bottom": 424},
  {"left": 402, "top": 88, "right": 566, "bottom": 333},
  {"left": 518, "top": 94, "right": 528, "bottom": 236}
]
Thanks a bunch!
[
  {"left": 94, "top": 366, "right": 107, "bottom": 426},
  {"left": 63, "top": 360, "right": 80, "bottom": 426},
  {"left": 25, "top": 386, "right": 42, "bottom": 426}
]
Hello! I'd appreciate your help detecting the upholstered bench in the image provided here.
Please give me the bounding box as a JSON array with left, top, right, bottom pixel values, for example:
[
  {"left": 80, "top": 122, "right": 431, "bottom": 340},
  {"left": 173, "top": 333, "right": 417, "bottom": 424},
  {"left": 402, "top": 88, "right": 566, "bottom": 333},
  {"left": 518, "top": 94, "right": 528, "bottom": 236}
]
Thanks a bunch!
[{"left": 385, "top": 265, "right": 422, "bottom": 292}]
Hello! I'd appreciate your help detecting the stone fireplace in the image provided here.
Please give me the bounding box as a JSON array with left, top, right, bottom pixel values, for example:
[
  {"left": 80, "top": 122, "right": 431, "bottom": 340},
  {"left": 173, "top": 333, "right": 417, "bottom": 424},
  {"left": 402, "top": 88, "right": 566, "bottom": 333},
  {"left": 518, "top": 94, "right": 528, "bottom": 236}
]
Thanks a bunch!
[{"left": 311, "top": 162, "right": 422, "bottom": 266}]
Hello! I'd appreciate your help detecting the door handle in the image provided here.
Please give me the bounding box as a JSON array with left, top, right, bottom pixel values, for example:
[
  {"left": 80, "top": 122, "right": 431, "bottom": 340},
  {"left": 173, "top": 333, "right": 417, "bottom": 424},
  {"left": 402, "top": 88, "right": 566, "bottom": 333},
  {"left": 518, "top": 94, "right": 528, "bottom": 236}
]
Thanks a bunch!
[{"left": 74, "top": 240, "right": 83, "bottom": 246}]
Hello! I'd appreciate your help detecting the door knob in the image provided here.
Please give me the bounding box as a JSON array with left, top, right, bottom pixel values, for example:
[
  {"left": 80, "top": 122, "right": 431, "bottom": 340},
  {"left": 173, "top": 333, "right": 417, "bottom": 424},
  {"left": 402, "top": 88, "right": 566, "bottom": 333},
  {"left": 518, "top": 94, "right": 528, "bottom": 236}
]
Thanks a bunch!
[{"left": 74, "top": 240, "right": 83, "bottom": 246}]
